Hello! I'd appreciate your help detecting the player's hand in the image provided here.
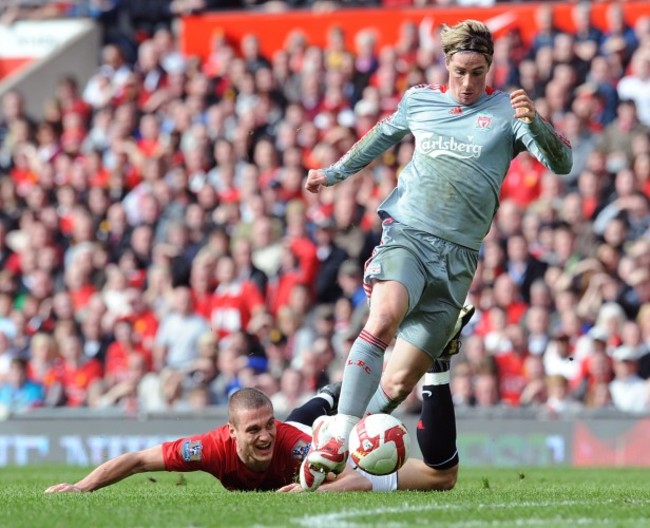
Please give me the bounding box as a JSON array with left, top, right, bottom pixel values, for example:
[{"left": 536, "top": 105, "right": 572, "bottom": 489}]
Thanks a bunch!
[
  {"left": 45, "top": 483, "right": 83, "bottom": 493},
  {"left": 510, "top": 89, "right": 536, "bottom": 124},
  {"left": 305, "top": 169, "right": 328, "bottom": 194},
  {"left": 276, "top": 483, "right": 303, "bottom": 493},
  {"left": 276, "top": 472, "right": 338, "bottom": 493}
]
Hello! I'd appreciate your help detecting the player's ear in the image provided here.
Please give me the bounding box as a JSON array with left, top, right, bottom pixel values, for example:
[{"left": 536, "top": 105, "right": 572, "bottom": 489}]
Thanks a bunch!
[{"left": 227, "top": 422, "right": 236, "bottom": 439}]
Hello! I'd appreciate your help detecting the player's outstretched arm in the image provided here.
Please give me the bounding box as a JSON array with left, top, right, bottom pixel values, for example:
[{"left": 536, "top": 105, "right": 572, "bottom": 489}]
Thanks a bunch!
[
  {"left": 277, "top": 464, "right": 371, "bottom": 493},
  {"left": 45, "top": 445, "right": 165, "bottom": 493}
]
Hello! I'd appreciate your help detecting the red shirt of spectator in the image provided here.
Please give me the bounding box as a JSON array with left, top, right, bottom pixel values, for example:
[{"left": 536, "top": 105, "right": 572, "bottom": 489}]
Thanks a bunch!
[
  {"left": 494, "top": 325, "right": 530, "bottom": 406},
  {"left": 69, "top": 283, "right": 98, "bottom": 312},
  {"left": 495, "top": 349, "right": 529, "bottom": 406},
  {"left": 104, "top": 319, "right": 153, "bottom": 386},
  {"left": 210, "top": 256, "right": 264, "bottom": 338},
  {"left": 162, "top": 421, "right": 310, "bottom": 491},
  {"left": 500, "top": 152, "right": 545, "bottom": 207},
  {"left": 126, "top": 294, "right": 159, "bottom": 354},
  {"left": 492, "top": 274, "right": 528, "bottom": 325},
  {"left": 190, "top": 258, "right": 216, "bottom": 320},
  {"left": 27, "top": 335, "right": 63, "bottom": 389},
  {"left": 267, "top": 240, "right": 318, "bottom": 316},
  {"left": 58, "top": 335, "right": 102, "bottom": 407}
]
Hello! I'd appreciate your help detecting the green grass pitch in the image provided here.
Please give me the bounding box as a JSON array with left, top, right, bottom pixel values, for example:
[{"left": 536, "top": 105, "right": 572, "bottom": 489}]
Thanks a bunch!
[{"left": 1, "top": 465, "right": 649, "bottom": 527}]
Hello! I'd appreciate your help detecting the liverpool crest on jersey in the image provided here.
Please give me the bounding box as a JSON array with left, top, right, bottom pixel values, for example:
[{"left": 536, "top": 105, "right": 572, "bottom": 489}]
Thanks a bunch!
[{"left": 475, "top": 114, "right": 493, "bottom": 130}]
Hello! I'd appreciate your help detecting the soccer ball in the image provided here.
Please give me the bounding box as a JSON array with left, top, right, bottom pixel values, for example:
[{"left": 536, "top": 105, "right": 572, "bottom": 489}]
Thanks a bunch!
[{"left": 349, "top": 414, "right": 410, "bottom": 476}]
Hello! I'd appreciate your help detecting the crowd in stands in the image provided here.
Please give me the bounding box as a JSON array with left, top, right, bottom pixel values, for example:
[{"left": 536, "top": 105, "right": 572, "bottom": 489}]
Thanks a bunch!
[{"left": 0, "top": 1, "right": 650, "bottom": 418}]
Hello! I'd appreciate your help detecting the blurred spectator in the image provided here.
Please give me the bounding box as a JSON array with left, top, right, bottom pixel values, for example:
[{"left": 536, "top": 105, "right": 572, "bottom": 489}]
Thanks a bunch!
[
  {"left": 90, "top": 354, "right": 148, "bottom": 412},
  {"left": 543, "top": 331, "right": 579, "bottom": 381},
  {"left": 83, "top": 44, "right": 133, "bottom": 109},
  {"left": 0, "top": 358, "right": 45, "bottom": 414},
  {"left": 313, "top": 217, "right": 349, "bottom": 304},
  {"left": 494, "top": 324, "right": 530, "bottom": 406},
  {"left": 572, "top": 2, "right": 604, "bottom": 66},
  {"left": 55, "top": 334, "right": 103, "bottom": 407},
  {"left": 524, "top": 305, "right": 551, "bottom": 356},
  {"left": 530, "top": 4, "right": 560, "bottom": 57},
  {"left": 544, "top": 374, "right": 583, "bottom": 416},
  {"left": 450, "top": 361, "right": 474, "bottom": 407},
  {"left": 210, "top": 255, "right": 265, "bottom": 336},
  {"left": 138, "top": 367, "right": 192, "bottom": 412},
  {"left": 617, "top": 48, "right": 650, "bottom": 127},
  {"left": 270, "top": 367, "right": 310, "bottom": 415},
  {"left": 232, "top": 237, "right": 268, "bottom": 296},
  {"left": 337, "top": 259, "right": 365, "bottom": 309},
  {"left": 584, "top": 381, "right": 614, "bottom": 409},
  {"left": 609, "top": 344, "right": 650, "bottom": 413},
  {"left": 601, "top": 2, "right": 639, "bottom": 69},
  {"left": 103, "top": 319, "right": 152, "bottom": 388},
  {"left": 473, "top": 370, "right": 501, "bottom": 408},
  {"left": 2, "top": 3, "right": 650, "bottom": 415},
  {"left": 154, "top": 286, "right": 210, "bottom": 371},
  {"left": 519, "top": 354, "right": 548, "bottom": 408},
  {"left": 0, "top": 330, "right": 18, "bottom": 382}
]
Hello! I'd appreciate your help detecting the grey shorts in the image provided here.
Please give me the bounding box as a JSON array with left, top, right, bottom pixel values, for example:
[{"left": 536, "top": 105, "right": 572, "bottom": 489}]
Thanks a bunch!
[{"left": 363, "top": 218, "right": 479, "bottom": 359}]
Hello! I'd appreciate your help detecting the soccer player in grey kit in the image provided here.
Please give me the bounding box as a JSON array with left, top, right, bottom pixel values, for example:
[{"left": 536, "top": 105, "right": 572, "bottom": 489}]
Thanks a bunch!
[{"left": 300, "top": 19, "right": 572, "bottom": 491}]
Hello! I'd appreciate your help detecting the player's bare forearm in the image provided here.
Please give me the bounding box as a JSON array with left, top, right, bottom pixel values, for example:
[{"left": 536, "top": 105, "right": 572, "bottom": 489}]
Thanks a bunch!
[{"left": 45, "top": 446, "right": 165, "bottom": 493}]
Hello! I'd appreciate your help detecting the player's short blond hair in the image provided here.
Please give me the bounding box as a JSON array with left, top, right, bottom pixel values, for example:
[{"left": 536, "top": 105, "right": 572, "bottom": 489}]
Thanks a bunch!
[{"left": 440, "top": 19, "right": 494, "bottom": 66}]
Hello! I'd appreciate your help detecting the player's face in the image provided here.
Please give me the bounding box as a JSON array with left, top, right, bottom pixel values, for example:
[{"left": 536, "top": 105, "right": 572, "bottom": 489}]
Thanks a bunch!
[
  {"left": 446, "top": 52, "right": 490, "bottom": 106},
  {"left": 230, "top": 405, "right": 277, "bottom": 471}
]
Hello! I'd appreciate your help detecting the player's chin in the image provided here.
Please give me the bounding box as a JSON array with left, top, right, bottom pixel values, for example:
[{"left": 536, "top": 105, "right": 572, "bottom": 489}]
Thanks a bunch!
[{"left": 460, "top": 93, "right": 477, "bottom": 105}]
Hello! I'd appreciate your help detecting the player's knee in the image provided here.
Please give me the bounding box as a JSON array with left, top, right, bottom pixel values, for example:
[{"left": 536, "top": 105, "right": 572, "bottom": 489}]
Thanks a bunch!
[
  {"left": 381, "top": 370, "right": 416, "bottom": 401},
  {"left": 424, "top": 464, "right": 458, "bottom": 491},
  {"left": 438, "top": 465, "right": 458, "bottom": 491},
  {"left": 364, "top": 311, "right": 400, "bottom": 342}
]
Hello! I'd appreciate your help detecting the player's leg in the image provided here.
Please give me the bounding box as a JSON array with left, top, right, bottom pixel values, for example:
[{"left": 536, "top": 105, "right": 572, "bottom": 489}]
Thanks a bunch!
[
  {"left": 396, "top": 458, "right": 458, "bottom": 491},
  {"left": 366, "top": 337, "right": 433, "bottom": 414},
  {"left": 284, "top": 382, "right": 342, "bottom": 427},
  {"left": 365, "top": 335, "right": 460, "bottom": 482},
  {"left": 305, "top": 280, "right": 409, "bottom": 475},
  {"left": 301, "top": 224, "right": 427, "bottom": 491},
  {"left": 417, "top": 356, "right": 460, "bottom": 479},
  {"left": 366, "top": 303, "right": 475, "bottom": 414}
]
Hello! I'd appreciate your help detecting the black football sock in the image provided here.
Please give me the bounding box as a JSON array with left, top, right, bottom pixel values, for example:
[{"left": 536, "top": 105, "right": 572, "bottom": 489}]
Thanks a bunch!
[
  {"left": 417, "top": 369, "right": 459, "bottom": 470},
  {"left": 285, "top": 396, "right": 333, "bottom": 427}
]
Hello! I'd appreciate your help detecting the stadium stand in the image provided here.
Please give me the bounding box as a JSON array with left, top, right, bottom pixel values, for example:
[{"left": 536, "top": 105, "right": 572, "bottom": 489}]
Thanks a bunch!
[{"left": 0, "top": 0, "right": 649, "bottom": 420}]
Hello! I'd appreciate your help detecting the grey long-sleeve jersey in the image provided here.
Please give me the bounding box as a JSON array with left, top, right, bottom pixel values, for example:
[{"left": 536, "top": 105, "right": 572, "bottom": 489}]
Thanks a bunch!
[{"left": 323, "top": 84, "right": 573, "bottom": 251}]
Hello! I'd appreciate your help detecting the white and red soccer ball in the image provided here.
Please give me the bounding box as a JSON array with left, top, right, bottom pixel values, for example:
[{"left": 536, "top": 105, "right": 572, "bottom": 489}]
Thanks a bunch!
[{"left": 349, "top": 414, "right": 410, "bottom": 476}]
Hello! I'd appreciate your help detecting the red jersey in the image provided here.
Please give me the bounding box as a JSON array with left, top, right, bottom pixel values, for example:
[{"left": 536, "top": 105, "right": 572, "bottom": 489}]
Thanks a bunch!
[
  {"left": 60, "top": 359, "right": 103, "bottom": 407},
  {"left": 495, "top": 352, "right": 528, "bottom": 406},
  {"left": 104, "top": 342, "right": 152, "bottom": 382},
  {"left": 209, "top": 281, "right": 264, "bottom": 338},
  {"left": 162, "top": 421, "right": 311, "bottom": 491}
]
